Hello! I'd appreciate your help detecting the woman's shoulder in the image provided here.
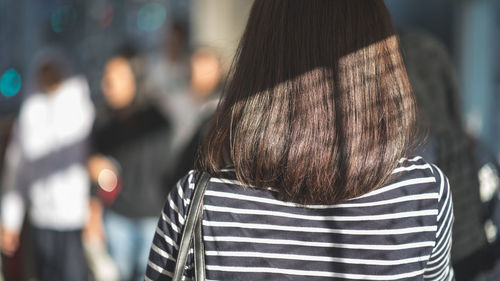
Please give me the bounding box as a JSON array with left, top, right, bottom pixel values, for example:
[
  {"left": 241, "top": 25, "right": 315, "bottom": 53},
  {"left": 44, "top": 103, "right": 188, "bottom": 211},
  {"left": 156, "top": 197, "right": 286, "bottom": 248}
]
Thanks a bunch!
[
  {"left": 393, "top": 156, "right": 446, "bottom": 188},
  {"left": 173, "top": 168, "right": 248, "bottom": 198},
  {"left": 388, "top": 156, "right": 450, "bottom": 204},
  {"left": 171, "top": 169, "right": 283, "bottom": 210},
  {"left": 331, "top": 156, "right": 448, "bottom": 208}
]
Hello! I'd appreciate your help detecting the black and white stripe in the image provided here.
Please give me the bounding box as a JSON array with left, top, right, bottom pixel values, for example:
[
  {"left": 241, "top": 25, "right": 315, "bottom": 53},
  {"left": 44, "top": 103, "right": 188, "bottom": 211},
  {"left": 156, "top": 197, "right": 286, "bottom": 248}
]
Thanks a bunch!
[{"left": 146, "top": 157, "right": 454, "bottom": 280}]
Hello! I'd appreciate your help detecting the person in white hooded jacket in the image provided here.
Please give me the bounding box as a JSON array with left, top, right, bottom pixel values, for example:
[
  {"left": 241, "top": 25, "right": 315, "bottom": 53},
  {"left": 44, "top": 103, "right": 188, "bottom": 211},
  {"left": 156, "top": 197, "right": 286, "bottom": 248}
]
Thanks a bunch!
[{"left": 0, "top": 56, "right": 95, "bottom": 281}]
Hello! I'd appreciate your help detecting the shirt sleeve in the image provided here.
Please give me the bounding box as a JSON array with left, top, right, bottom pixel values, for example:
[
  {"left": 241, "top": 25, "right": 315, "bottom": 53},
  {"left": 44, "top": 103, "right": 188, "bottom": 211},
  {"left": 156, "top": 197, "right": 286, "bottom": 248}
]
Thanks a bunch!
[
  {"left": 145, "top": 171, "right": 197, "bottom": 281},
  {"left": 1, "top": 124, "right": 26, "bottom": 233},
  {"left": 1, "top": 191, "right": 25, "bottom": 233},
  {"left": 424, "top": 164, "right": 455, "bottom": 281}
]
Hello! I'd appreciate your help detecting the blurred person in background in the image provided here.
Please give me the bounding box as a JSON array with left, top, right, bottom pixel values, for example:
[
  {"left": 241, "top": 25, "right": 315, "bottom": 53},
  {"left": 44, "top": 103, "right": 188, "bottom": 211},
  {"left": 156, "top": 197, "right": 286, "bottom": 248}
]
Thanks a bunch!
[
  {"left": 87, "top": 47, "right": 171, "bottom": 281},
  {"left": 147, "top": 21, "right": 199, "bottom": 175},
  {"left": 0, "top": 119, "right": 18, "bottom": 281},
  {"left": 0, "top": 49, "right": 95, "bottom": 281},
  {"left": 166, "top": 47, "right": 223, "bottom": 187},
  {"left": 401, "top": 31, "right": 500, "bottom": 281},
  {"left": 149, "top": 20, "right": 191, "bottom": 103}
]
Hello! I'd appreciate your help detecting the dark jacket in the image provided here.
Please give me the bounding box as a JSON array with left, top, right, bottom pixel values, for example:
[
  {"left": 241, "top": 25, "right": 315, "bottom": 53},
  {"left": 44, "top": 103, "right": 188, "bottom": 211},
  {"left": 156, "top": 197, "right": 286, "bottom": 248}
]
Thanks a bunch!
[{"left": 91, "top": 105, "right": 171, "bottom": 218}]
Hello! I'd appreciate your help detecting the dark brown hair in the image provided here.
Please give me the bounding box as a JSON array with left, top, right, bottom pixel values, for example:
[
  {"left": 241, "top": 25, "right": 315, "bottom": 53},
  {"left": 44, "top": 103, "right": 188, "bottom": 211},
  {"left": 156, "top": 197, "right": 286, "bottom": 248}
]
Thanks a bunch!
[
  {"left": 200, "top": 0, "right": 417, "bottom": 204},
  {"left": 37, "top": 61, "right": 66, "bottom": 93}
]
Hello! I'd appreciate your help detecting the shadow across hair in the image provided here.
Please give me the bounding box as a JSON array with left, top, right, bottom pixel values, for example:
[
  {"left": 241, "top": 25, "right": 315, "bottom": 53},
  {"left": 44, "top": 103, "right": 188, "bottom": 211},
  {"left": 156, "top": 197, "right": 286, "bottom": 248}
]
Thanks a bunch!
[{"left": 200, "top": 0, "right": 418, "bottom": 205}]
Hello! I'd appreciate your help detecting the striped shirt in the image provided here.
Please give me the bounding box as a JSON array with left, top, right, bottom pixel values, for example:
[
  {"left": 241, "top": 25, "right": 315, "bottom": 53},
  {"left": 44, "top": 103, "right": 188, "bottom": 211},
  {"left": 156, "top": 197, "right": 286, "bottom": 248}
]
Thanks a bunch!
[{"left": 146, "top": 156, "right": 454, "bottom": 281}]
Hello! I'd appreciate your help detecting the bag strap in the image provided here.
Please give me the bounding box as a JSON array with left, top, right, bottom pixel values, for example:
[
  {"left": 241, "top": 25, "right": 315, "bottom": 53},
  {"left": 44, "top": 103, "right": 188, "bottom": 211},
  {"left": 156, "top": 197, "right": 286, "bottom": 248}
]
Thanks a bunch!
[
  {"left": 172, "top": 172, "right": 210, "bottom": 281},
  {"left": 194, "top": 211, "right": 206, "bottom": 280}
]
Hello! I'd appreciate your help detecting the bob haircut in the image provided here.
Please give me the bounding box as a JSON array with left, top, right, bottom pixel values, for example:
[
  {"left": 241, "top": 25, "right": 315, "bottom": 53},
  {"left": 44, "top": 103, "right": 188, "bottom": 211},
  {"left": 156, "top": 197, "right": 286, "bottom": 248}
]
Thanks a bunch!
[{"left": 200, "top": 0, "right": 417, "bottom": 204}]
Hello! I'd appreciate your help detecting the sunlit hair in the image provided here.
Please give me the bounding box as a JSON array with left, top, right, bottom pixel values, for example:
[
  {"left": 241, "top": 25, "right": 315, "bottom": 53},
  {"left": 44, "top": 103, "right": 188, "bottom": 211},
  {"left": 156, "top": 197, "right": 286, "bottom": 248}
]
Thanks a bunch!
[{"left": 200, "top": 0, "right": 417, "bottom": 204}]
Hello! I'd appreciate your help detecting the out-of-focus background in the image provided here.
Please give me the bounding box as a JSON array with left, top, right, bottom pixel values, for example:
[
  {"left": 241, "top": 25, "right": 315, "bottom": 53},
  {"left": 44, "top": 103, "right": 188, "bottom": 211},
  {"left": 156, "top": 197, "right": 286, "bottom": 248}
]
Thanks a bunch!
[
  {"left": 0, "top": 0, "right": 499, "bottom": 281},
  {"left": 2, "top": 0, "right": 500, "bottom": 162}
]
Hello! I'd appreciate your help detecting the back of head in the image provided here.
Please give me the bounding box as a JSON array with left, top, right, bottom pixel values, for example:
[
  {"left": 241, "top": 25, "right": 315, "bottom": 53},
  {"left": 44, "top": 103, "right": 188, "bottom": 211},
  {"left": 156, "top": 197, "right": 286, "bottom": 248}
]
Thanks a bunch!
[
  {"left": 201, "top": 0, "right": 417, "bottom": 204},
  {"left": 165, "top": 20, "right": 189, "bottom": 61},
  {"left": 36, "top": 59, "right": 68, "bottom": 94}
]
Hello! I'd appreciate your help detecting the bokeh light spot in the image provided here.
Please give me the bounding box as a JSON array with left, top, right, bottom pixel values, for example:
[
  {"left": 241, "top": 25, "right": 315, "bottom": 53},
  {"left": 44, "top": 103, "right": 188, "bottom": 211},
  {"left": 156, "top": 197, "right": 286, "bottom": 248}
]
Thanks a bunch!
[
  {"left": 137, "top": 3, "right": 167, "bottom": 32},
  {"left": 97, "top": 169, "right": 118, "bottom": 192},
  {"left": 51, "top": 5, "right": 77, "bottom": 33},
  {"left": 0, "top": 69, "right": 22, "bottom": 97}
]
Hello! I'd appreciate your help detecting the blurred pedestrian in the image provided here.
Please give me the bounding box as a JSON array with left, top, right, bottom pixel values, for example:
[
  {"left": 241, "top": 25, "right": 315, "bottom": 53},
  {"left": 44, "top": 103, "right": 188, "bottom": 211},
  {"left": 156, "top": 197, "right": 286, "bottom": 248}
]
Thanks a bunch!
[
  {"left": 401, "top": 31, "right": 500, "bottom": 281},
  {"left": 0, "top": 49, "right": 94, "bottom": 281},
  {"left": 166, "top": 48, "right": 223, "bottom": 186},
  {"left": 88, "top": 47, "right": 171, "bottom": 281},
  {"left": 146, "top": 21, "right": 198, "bottom": 176}
]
